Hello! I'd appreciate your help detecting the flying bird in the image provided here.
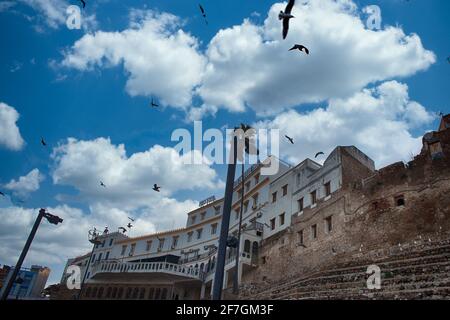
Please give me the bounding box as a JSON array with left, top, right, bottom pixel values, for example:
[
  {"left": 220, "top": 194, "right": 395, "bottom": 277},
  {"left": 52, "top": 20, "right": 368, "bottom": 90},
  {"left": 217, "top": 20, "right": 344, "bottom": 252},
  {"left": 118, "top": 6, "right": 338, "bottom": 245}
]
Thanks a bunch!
[
  {"left": 153, "top": 184, "right": 161, "bottom": 192},
  {"left": 118, "top": 227, "right": 127, "bottom": 234},
  {"left": 279, "top": 0, "right": 295, "bottom": 39},
  {"left": 150, "top": 97, "right": 159, "bottom": 108},
  {"left": 41, "top": 137, "right": 47, "bottom": 146},
  {"left": 315, "top": 152, "right": 325, "bottom": 159},
  {"left": 0, "top": 191, "right": 4, "bottom": 196},
  {"left": 100, "top": 181, "right": 106, "bottom": 188},
  {"left": 285, "top": 135, "right": 294, "bottom": 144},
  {"left": 289, "top": 44, "right": 309, "bottom": 55},
  {"left": 79, "top": 0, "right": 86, "bottom": 8},
  {"left": 199, "top": 4, "right": 208, "bottom": 25},
  {"left": 127, "top": 223, "right": 133, "bottom": 229},
  {"left": 128, "top": 217, "right": 135, "bottom": 222}
]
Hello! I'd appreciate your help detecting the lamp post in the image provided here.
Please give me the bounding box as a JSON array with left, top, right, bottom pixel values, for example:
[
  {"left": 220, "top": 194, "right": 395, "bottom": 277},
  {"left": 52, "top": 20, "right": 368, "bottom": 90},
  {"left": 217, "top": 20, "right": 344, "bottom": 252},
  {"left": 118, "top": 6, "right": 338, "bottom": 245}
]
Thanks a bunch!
[
  {"left": 76, "top": 228, "right": 102, "bottom": 300},
  {"left": 0, "top": 209, "right": 63, "bottom": 300},
  {"left": 233, "top": 163, "right": 245, "bottom": 294}
]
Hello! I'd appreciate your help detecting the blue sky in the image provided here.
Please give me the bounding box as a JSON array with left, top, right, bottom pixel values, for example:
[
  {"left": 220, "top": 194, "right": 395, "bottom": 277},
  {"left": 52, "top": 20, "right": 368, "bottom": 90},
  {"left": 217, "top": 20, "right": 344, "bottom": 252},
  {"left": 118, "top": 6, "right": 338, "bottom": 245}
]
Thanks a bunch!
[{"left": 0, "top": 0, "right": 449, "bottom": 285}]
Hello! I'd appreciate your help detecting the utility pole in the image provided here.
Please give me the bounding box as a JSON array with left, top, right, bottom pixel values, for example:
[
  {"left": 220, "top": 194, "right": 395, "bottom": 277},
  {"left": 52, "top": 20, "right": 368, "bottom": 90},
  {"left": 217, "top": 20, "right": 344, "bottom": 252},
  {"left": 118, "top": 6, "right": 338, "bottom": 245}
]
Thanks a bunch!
[
  {"left": 212, "top": 135, "right": 238, "bottom": 300},
  {"left": 233, "top": 163, "right": 245, "bottom": 294},
  {"left": 1, "top": 209, "right": 63, "bottom": 300},
  {"left": 77, "top": 228, "right": 102, "bottom": 300}
]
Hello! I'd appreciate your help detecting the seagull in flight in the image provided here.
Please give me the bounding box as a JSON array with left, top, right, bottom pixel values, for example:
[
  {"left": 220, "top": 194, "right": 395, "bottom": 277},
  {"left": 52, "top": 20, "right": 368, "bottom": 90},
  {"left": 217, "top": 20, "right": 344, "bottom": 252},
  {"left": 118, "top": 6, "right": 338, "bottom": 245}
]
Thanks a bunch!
[
  {"left": 127, "top": 222, "right": 133, "bottom": 229},
  {"left": 150, "top": 97, "right": 159, "bottom": 108},
  {"left": 100, "top": 181, "right": 106, "bottom": 188},
  {"left": 118, "top": 227, "right": 127, "bottom": 234},
  {"left": 315, "top": 152, "right": 325, "bottom": 159},
  {"left": 0, "top": 191, "right": 5, "bottom": 197},
  {"left": 79, "top": 0, "right": 86, "bottom": 8},
  {"left": 199, "top": 4, "right": 208, "bottom": 25},
  {"left": 279, "top": 0, "right": 295, "bottom": 39},
  {"left": 285, "top": 135, "right": 294, "bottom": 144},
  {"left": 153, "top": 184, "right": 161, "bottom": 192},
  {"left": 41, "top": 137, "right": 47, "bottom": 146},
  {"left": 128, "top": 217, "right": 135, "bottom": 222},
  {"left": 289, "top": 44, "right": 309, "bottom": 55}
]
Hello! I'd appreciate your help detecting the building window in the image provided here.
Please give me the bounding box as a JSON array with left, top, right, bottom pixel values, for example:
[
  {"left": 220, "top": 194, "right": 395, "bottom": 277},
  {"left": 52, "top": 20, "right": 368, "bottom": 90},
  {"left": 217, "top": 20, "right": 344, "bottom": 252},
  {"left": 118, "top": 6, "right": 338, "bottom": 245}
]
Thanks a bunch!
[
  {"left": 129, "top": 243, "right": 136, "bottom": 256},
  {"left": 310, "top": 190, "right": 317, "bottom": 205},
  {"left": 211, "top": 223, "right": 218, "bottom": 235},
  {"left": 296, "top": 173, "right": 301, "bottom": 186},
  {"left": 214, "top": 206, "right": 221, "bottom": 215},
  {"left": 191, "top": 215, "right": 197, "bottom": 224},
  {"left": 109, "top": 239, "right": 114, "bottom": 246},
  {"left": 244, "top": 201, "right": 249, "bottom": 213},
  {"left": 252, "top": 193, "right": 259, "bottom": 209},
  {"left": 187, "top": 232, "right": 193, "bottom": 242},
  {"left": 158, "top": 238, "right": 165, "bottom": 250},
  {"left": 196, "top": 229, "right": 203, "bottom": 240},
  {"left": 272, "top": 192, "right": 277, "bottom": 203},
  {"left": 105, "top": 252, "right": 110, "bottom": 260},
  {"left": 311, "top": 225, "right": 317, "bottom": 240},
  {"left": 325, "top": 216, "right": 332, "bottom": 234},
  {"left": 146, "top": 241, "right": 152, "bottom": 251},
  {"left": 200, "top": 212, "right": 206, "bottom": 221},
  {"left": 282, "top": 184, "right": 288, "bottom": 196},
  {"left": 102, "top": 240, "right": 105, "bottom": 248},
  {"left": 396, "top": 195, "right": 405, "bottom": 207},
  {"left": 235, "top": 209, "right": 240, "bottom": 220},
  {"left": 298, "top": 230, "right": 304, "bottom": 245},
  {"left": 172, "top": 236, "right": 179, "bottom": 248},
  {"left": 254, "top": 173, "right": 260, "bottom": 185},
  {"left": 298, "top": 198, "right": 304, "bottom": 212},
  {"left": 245, "top": 181, "right": 251, "bottom": 192},
  {"left": 237, "top": 188, "right": 243, "bottom": 199},
  {"left": 98, "top": 253, "right": 103, "bottom": 261},
  {"left": 270, "top": 218, "right": 276, "bottom": 230},
  {"left": 279, "top": 213, "right": 285, "bottom": 226},
  {"left": 324, "top": 182, "right": 331, "bottom": 197}
]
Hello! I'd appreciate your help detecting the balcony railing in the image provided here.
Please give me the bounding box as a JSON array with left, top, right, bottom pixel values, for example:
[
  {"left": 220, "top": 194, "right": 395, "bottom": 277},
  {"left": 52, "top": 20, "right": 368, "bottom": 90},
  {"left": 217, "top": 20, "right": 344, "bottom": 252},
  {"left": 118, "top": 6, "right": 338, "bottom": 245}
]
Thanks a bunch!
[{"left": 91, "top": 260, "right": 205, "bottom": 281}]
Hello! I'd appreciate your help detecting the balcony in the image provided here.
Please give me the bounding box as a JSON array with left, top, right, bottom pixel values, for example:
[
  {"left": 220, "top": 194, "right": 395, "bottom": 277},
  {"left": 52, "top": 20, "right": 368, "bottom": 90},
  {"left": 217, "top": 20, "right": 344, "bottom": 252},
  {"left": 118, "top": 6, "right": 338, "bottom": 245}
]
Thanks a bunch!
[{"left": 90, "top": 260, "right": 205, "bottom": 281}]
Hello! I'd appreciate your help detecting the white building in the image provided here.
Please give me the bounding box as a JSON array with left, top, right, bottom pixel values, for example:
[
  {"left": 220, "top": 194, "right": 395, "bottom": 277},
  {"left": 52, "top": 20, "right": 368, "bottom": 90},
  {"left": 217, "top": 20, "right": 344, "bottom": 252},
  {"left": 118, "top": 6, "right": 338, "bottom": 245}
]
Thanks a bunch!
[{"left": 62, "top": 147, "right": 375, "bottom": 300}]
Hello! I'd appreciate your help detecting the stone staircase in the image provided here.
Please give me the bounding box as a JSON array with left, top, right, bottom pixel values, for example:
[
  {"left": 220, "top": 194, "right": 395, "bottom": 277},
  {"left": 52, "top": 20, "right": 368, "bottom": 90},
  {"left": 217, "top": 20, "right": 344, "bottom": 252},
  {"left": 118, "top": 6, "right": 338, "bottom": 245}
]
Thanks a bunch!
[{"left": 239, "top": 238, "right": 450, "bottom": 300}]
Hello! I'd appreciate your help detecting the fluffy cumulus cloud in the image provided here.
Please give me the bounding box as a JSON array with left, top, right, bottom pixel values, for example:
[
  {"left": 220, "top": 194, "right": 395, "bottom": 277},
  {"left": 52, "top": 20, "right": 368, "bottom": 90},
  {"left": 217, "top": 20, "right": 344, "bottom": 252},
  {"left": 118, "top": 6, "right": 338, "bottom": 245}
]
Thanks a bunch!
[
  {"left": 61, "top": 10, "right": 206, "bottom": 109},
  {"left": 256, "top": 81, "right": 435, "bottom": 168},
  {"left": 0, "top": 102, "right": 25, "bottom": 151},
  {"left": 59, "top": 0, "right": 435, "bottom": 118},
  {"left": 198, "top": 0, "right": 435, "bottom": 115},
  {"left": 3, "top": 168, "right": 45, "bottom": 198}
]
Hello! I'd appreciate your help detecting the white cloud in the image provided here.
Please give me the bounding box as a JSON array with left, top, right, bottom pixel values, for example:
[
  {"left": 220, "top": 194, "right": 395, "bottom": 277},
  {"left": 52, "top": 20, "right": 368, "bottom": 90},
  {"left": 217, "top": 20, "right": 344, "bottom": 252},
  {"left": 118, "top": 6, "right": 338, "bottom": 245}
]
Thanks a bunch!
[
  {"left": 51, "top": 137, "right": 223, "bottom": 205},
  {"left": 256, "top": 81, "right": 435, "bottom": 168},
  {"left": 0, "top": 102, "right": 25, "bottom": 151},
  {"left": 198, "top": 0, "right": 436, "bottom": 116},
  {"left": 4, "top": 169, "right": 45, "bottom": 198},
  {"left": 61, "top": 10, "right": 206, "bottom": 109}
]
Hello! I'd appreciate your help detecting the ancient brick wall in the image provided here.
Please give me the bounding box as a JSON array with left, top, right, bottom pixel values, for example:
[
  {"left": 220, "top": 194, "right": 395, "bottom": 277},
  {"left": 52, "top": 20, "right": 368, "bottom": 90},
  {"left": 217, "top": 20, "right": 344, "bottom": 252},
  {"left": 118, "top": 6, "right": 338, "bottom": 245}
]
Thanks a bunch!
[{"left": 240, "top": 128, "right": 450, "bottom": 293}]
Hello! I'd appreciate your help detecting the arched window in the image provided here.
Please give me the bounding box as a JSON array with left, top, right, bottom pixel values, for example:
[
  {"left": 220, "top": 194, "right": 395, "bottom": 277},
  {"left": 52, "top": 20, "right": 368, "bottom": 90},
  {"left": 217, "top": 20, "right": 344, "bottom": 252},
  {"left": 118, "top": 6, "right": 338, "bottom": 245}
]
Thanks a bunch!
[
  {"left": 200, "top": 263, "right": 204, "bottom": 272},
  {"left": 92, "top": 287, "right": 98, "bottom": 299},
  {"left": 139, "top": 288, "right": 146, "bottom": 299},
  {"left": 155, "top": 288, "right": 161, "bottom": 300},
  {"left": 125, "top": 287, "right": 132, "bottom": 299},
  {"left": 244, "top": 240, "right": 251, "bottom": 253},
  {"left": 85, "top": 287, "right": 91, "bottom": 298},
  {"left": 132, "top": 287, "right": 139, "bottom": 299},
  {"left": 97, "top": 287, "right": 104, "bottom": 299},
  {"left": 161, "top": 288, "right": 168, "bottom": 300},
  {"left": 106, "top": 287, "right": 112, "bottom": 299},
  {"left": 117, "top": 287, "right": 124, "bottom": 299},
  {"left": 251, "top": 241, "right": 259, "bottom": 264},
  {"left": 112, "top": 287, "right": 118, "bottom": 299},
  {"left": 148, "top": 288, "right": 155, "bottom": 300}
]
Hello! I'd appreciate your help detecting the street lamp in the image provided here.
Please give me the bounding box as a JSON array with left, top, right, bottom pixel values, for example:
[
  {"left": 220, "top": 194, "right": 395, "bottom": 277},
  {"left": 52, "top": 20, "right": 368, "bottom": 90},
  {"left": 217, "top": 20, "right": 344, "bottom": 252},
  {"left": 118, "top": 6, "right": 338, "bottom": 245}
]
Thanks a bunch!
[
  {"left": 0, "top": 209, "right": 63, "bottom": 300},
  {"left": 76, "top": 228, "right": 102, "bottom": 300}
]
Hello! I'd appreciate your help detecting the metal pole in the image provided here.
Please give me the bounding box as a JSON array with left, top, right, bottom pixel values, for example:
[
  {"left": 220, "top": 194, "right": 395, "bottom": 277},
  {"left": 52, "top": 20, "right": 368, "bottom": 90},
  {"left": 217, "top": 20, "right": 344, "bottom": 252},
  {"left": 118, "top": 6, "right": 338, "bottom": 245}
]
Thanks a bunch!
[
  {"left": 212, "top": 135, "right": 237, "bottom": 300},
  {"left": 76, "top": 242, "right": 96, "bottom": 300},
  {"left": 233, "top": 163, "right": 245, "bottom": 294},
  {"left": 1, "top": 209, "right": 45, "bottom": 300}
]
